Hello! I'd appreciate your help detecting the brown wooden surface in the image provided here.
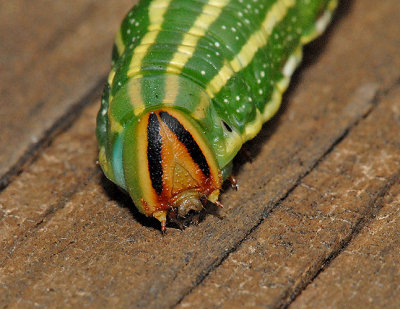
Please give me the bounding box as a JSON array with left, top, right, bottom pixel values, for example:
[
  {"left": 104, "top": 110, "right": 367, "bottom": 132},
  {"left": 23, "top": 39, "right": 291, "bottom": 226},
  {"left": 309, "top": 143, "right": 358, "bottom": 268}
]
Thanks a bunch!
[
  {"left": 0, "top": 0, "right": 399, "bottom": 308},
  {"left": 0, "top": 0, "right": 132, "bottom": 188}
]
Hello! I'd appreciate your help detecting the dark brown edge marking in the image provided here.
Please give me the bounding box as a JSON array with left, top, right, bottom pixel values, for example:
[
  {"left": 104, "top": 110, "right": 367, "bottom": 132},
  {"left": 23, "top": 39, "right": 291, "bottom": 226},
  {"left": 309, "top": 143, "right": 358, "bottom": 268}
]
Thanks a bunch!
[
  {"left": 159, "top": 111, "right": 211, "bottom": 178},
  {"left": 147, "top": 113, "right": 163, "bottom": 195}
]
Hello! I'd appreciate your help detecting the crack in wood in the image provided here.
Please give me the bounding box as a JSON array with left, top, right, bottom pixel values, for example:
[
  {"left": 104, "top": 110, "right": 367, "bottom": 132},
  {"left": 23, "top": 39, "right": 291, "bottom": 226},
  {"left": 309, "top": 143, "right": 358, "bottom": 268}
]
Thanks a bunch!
[
  {"left": 0, "top": 78, "right": 105, "bottom": 192},
  {"left": 1, "top": 169, "right": 101, "bottom": 266},
  {"left": 283, "top": 172, "right": 400, "bottom": 309},
  {"left": 173, "top": 81, "right": 400, "bottom": 308}
]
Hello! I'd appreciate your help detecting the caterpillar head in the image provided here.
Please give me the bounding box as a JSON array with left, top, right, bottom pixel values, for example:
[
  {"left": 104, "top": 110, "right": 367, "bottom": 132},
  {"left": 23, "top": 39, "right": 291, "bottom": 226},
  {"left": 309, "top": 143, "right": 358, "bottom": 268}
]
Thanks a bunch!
[{"left": 122, "top": 108, "right": 222, "bottom": 231}]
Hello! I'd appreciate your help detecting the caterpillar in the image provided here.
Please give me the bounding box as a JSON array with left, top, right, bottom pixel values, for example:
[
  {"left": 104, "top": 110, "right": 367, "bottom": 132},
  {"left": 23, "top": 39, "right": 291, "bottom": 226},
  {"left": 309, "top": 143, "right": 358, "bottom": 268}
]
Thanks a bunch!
[{"left": 96, "top": 0, "right": 337, "bottom": 231}]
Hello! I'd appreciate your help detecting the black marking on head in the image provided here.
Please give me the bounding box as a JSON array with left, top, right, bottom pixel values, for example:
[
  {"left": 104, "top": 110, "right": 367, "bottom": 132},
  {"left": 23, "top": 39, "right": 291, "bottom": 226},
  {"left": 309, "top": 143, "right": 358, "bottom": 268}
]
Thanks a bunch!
[
  {"left": 147, "top": 113, "right": 163, "bottom": 195},
  {"left": 160, "top": 111, "right": 210, "bottom": 178}
]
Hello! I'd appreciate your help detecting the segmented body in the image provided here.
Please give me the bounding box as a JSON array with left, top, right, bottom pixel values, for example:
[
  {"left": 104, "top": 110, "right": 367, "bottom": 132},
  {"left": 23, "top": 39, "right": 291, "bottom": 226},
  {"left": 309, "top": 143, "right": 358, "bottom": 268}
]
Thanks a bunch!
[{"left": 96, "top": 0, "right": 337, "bottom": 229}]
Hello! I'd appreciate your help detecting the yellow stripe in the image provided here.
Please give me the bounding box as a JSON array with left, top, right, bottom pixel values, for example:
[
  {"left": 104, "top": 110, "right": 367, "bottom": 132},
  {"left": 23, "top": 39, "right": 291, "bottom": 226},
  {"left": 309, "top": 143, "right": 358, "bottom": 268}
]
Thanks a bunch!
[
  {"left": 128, "top": 74, "right": 181, "bottom": 117},
  {"left": 243, "top": 110, "right": 262, "bottom": 140},
  {"left": 206, "top": 0, "right": 296, "bottom": 97},
  {"left": 301, "top": 0, "right": 337, "bottom": 44},
  {"left": 127, "top": 0, "right": 172, "bottom": 78},
  {"left": 98, "top": 146, "right": 113, "bottom": 180},
  {"left": 243, "top": 46, "right": 302, "bottom": 140},
  {"left": 192, "top": 91, "right": 211, "bottom": 120},
  {"left": 128, "top": 77, "right": 146, "bottom": 116},
  {"left": 107, "top": 69, "right": 116, "bottom": 85},
  {"left": 136, "top": 114, "right": 159, "bottom": 213},
  {"left": 162, "top": 74, "right": 181, "bottom": 104},
  {"left": 114, "top": 29, "right": 125, "bottom": 56},
  {"left": 167, "top": 0, "right": 230, "bottom": 74},
  {"left": 108, "top": 110, "right": 123, "bottom": 133}
]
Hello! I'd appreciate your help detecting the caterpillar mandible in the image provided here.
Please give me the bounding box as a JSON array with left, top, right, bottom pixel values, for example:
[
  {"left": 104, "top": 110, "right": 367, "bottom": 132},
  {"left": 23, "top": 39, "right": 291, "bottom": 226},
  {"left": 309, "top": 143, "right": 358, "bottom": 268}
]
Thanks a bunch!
[{"left": 97, "top": 0, "right": 337, "bottom": 231}]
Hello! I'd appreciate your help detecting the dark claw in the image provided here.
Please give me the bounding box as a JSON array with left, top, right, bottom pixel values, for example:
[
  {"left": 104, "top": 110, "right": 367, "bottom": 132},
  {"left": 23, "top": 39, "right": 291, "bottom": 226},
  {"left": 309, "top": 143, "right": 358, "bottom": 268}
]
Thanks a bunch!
[{"left": 228, "top": 175, "right": 239, "bottom": 191}]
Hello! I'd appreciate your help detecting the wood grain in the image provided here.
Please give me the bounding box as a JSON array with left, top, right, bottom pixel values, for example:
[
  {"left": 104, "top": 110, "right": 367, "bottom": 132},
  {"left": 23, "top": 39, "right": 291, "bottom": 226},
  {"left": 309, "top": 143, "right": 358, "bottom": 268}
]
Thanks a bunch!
[
  {"left": 292, "top": 176, "right": 400, "bottom": 309},
  {"left": 0, "top": 0, "right": 399, "bottom": 308},
  {"left": 178, "top": 85, "right": 400, "bottom": 309},
  {"left": 0, "top": 0, "right": 134, "bottom": 188}
]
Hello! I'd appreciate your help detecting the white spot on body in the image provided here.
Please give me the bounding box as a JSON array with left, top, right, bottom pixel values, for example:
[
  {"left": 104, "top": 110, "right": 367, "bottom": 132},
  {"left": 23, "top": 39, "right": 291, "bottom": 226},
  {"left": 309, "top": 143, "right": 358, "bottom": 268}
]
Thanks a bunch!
[{"left": 282, "top": 54, "right": 297, "bottom": 77}]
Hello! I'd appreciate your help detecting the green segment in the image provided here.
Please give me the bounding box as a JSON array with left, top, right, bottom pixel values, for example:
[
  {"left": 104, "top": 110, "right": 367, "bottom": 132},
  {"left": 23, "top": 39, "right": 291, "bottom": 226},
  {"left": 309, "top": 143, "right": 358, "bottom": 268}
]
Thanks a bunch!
[
  {"left": 121, "top": 117, "right": 146, "bottom": 214},
  {"left": 110, "top": 0, "right": 153, "bottom": 97},
  {"left": 97, "top": 0, "right": 336, "bottom": 187},
  {"left": 139, "top": 0, "right": 206, "bottom": 75},
  {"left": 180, "top": 0, "right": 278, "bottom": 88},
  {"left": 96, "top": 0, "right": 153, "bottom": 186},
  {"left": 112, "top": 1, "right": 152, "bottom": 67},
  {"left": 213, "top": 0, "right": 333, "bottom": 135}
]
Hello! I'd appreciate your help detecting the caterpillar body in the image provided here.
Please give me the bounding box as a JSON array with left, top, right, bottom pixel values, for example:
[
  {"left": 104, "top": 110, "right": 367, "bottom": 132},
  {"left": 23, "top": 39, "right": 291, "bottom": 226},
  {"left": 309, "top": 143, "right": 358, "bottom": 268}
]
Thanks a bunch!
[{"left": 97, "top": 0, "right": 337, "bottom": 231}]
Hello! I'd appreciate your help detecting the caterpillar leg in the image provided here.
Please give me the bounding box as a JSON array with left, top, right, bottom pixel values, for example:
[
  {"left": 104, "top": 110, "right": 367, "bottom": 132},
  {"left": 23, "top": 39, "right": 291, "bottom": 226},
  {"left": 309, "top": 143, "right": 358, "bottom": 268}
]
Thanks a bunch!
[
  {"left": 153, "top": 210, "right": 167, "bottom": 233},
  {"left": 228, "top": 175, "right": 239, "bottom": 191}
]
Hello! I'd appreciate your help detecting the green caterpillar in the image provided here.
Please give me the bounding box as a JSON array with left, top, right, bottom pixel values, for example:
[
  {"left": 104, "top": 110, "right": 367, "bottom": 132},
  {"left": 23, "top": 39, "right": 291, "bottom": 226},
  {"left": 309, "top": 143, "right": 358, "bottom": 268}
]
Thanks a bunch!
[{"left": 97, "top": 0, "right": 337, "bottom": 231}]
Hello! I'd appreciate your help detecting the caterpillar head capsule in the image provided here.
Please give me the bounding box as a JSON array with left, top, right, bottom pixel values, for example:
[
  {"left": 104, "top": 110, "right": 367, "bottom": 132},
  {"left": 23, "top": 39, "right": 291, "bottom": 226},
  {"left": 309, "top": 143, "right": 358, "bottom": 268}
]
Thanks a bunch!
[{"left": 122, "top": 108, "right": 222, "bottom": 231}]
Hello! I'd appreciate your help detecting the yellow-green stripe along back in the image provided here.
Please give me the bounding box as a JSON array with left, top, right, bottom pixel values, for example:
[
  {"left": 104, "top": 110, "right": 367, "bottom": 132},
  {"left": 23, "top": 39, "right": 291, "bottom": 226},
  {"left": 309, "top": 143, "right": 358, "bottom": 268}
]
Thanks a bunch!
[{"left": 96, "top": 0, "right": 338, "bottom": 231}]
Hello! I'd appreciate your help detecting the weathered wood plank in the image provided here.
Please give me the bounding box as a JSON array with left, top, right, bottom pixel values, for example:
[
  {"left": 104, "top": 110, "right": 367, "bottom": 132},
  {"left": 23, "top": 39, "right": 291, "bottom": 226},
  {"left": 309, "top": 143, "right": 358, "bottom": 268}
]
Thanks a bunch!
[
  {"left": 0, "top": 105, "right": 98, "bottom": 255},
  {"left": 291, "top": 182, "right": 400, "bottom": 308},
  {"left": 0, "top": 1, "right": 93, "bottom": 78},
  {"left": 0, "top": 0, "right": 133, "bottom": 188},
  {"left": 177, "top": 86, "right": 400, "bottom": 309},
  {"left": 0, "top": 0, "right": 399, "bottom": 307}
]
